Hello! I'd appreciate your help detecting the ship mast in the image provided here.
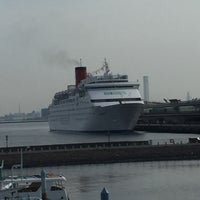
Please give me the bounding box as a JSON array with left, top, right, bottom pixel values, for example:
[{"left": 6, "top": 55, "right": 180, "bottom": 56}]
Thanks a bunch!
[
  {"left": 103, "top": 58, "right": 110, "bottom": 75},
  {"left": 79, "top": 58, "right": 82, "bottom": 67}
]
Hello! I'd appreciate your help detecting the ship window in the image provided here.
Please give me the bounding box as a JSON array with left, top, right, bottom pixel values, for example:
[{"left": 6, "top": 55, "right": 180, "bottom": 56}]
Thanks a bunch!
[
  {"left": 51, "top": 185, "right": 63, "bottom": 191},
  {"left": 143, "top": 108, "right": 152, "bottom": 114},
  {"left": 91, "top": 98, "right": 141, "bottom": 103},
  {"left": 179, "top": 106, "right": 196, "bottom": 112},
  {"left": 86, "top": 85, "right": 137, "bottom": 89},
  {"left": 18, "top": 182, "right": 41, "bottom": 192}
]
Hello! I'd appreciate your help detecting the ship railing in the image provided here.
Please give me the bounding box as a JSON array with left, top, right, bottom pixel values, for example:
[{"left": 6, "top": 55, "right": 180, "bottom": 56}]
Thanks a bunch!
[
  {"left": 0, "top": 141, "right": 151, "bottom": 154},
  {"left": 81, "top": 74, "right": 128, "bottom": 85}
]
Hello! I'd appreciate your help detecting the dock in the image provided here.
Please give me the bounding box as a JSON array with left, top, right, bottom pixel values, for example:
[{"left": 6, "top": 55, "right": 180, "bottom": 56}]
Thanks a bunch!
[
  {"left": 135, "top": 124, "right": 200, "bottom": 133},
  {"left": 1, "top": 139, "right": 200, "bottom": 168}
]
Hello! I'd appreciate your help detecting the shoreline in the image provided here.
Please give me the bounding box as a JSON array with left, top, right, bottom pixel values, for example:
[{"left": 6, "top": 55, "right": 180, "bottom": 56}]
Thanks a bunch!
[{"left": 0, "top": 119, "right": 48, "bottom": 124}]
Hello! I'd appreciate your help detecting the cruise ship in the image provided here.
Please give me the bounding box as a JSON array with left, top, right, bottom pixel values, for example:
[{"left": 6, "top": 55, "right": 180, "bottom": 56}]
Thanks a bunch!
[{"left": 48, "top": 60, "right": 144, "bottom": 132}]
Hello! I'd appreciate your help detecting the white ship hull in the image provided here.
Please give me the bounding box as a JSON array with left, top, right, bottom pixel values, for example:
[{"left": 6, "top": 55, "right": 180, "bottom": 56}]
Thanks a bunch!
[{"left": 49, "top": 103, "right": 143, "bottom": 132}]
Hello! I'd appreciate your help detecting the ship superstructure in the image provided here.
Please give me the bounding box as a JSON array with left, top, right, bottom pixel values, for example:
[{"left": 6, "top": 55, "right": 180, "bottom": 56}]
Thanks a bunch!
[{"left": 48, "top": 60, "right": 144, "bottom": 132}]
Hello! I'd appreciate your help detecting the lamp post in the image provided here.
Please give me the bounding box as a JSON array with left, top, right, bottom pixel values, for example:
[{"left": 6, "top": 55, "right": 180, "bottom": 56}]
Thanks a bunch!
[{"left": 5, "top": 135, "right": 8, "bottom": 148}]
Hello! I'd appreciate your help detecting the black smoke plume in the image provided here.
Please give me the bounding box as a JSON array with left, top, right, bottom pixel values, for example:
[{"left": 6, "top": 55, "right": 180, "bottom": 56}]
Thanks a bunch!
[{"left": 42, "top": 49, "right": 79, "bottom": 68}]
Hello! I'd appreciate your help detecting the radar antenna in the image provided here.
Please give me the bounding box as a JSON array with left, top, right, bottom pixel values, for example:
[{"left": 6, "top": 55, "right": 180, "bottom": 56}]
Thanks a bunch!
[{"left": 89, "top": 58, "right": 110, "bottom": 76}]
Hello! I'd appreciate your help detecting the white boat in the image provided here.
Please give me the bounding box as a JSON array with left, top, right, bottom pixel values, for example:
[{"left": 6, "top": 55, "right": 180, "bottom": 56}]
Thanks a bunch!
[
  {"left": 0, "top": 170, "right": 69, "bottom": 200},
  {"left": 48, "top": 59, "right": 144, "bottom": 132}
]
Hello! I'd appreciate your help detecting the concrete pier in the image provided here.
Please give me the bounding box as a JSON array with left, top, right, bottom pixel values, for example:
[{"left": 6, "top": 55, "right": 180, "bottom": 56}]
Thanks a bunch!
[
  {"left": 0, "top": 140, "right": 200, "bottom": 169},
  {"left": 135, "top": 124, "right": 200, "bottom": 133}
]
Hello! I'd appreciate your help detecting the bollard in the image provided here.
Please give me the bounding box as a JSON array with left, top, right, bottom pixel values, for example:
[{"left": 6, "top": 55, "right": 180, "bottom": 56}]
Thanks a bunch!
[
  {"left": 101, "top": 187, "right": 109, "bottom": 200},
  {"left": 41, "top": 169, "right": 47, "bottom": 200}
]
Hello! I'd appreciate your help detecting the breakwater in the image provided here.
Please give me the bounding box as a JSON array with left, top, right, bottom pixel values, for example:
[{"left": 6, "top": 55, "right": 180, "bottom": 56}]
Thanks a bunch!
[{"left": 1, "top": 139, "right": 200, "bottom": 169}]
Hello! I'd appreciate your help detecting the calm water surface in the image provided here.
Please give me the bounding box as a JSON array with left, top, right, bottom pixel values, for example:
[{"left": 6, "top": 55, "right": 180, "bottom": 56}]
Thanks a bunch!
[
  {"left": 1, "top": 122, "right": 200, "bottom": 200},
  {"left": 3, "top": 161, "right": 200, "bottom": 200},
  {"left": 0, "top": 121, "right": 199, "bottom": 147}
]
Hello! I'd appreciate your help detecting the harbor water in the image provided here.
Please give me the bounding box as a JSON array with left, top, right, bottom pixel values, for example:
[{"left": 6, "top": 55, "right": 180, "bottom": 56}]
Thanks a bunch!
[{"left": 1, "top": 122, "right": 200, "bottom": 200}]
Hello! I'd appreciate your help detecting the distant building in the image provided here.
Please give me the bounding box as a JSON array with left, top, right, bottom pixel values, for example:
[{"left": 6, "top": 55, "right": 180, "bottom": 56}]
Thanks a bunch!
[
  {"left": 143, "top": 76, "right": 149, "bottom": 102},
  {"left": 26, "top": 110, "right": 40, "bottom": 120},
  {"left": 41, "top": 108, "right": 49, "bottom": 120},
  {"left": 2, "top": 110, "right": 41, "bottom": 121},
  {"left": 187, "top": 92, "right": 191, "bottom": 101},
  {"left": 4, "top": 112, "right": 26, "bottom": 121}
]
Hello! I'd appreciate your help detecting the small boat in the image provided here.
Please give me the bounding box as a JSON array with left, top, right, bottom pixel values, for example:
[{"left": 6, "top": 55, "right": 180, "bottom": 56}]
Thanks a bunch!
[{"left": 0, "top": 161, "right": 69, "bottom": 200}]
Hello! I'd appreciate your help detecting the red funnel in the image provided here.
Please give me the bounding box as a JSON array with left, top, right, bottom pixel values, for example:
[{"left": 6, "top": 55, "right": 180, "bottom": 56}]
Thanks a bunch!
[{"left": 75, "top": 67, "right": 87, "bottom": 86}]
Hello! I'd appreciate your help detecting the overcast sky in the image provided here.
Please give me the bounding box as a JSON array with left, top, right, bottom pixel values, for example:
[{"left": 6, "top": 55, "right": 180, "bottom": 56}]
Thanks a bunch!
[{"left": 0, "top": 0, "right": 200, "bottom": 115}]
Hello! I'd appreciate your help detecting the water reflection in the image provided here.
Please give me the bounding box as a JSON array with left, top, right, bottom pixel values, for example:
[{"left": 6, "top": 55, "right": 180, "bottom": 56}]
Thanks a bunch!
[{"left": 3, "top": 160, "right": 200, "bottom": 200}]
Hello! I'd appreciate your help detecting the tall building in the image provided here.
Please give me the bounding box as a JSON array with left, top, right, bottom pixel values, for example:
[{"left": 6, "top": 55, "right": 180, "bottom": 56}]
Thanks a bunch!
[
  {"left": 186, "top": 91, "right": 191, "bottom": 101},
  {"left": 143, "top": 76, "right": 149, "bottom": 102}
]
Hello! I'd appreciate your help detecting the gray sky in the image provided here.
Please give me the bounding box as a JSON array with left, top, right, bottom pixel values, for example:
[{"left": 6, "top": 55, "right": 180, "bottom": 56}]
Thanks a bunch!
[{"left": 0, "top": 0, "right": 200, "bottom": 115}]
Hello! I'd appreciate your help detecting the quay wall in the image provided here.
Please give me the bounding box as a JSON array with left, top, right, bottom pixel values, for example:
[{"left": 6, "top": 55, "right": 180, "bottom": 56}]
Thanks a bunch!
[
  {"left": 135, "top": 124, "right": 200, "bottom": 133},
  {"left": 1, "top": 141, "right": 200, "bottom": 168}
]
